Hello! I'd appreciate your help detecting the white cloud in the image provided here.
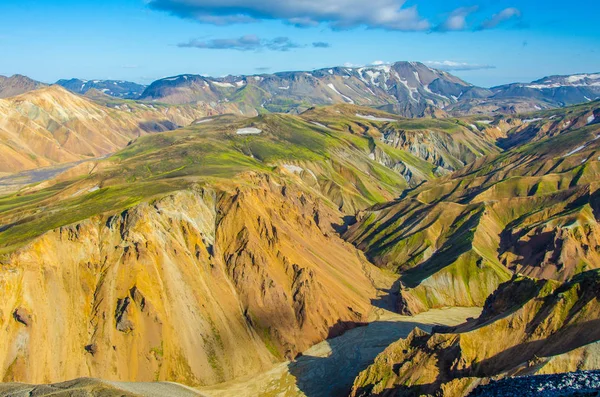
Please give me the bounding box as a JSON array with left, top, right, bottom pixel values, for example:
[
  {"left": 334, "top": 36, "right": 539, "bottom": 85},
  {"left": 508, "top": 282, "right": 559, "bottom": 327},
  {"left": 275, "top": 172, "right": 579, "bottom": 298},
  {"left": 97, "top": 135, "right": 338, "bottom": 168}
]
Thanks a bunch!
[
  {"left": 436, "top": 6, "right": 478, "bottom": 31},
  {"left": 479, "top": 7, "right": 522, "bottom": 30},
  {"left": 178, "top": 35, "right": 303, "bottom": 51},
  {"left": 148, "top": 0, "right": 430, "bottom": 31},
  {"left": 424, "top": 60, "right": 496, "bottom": 71}
]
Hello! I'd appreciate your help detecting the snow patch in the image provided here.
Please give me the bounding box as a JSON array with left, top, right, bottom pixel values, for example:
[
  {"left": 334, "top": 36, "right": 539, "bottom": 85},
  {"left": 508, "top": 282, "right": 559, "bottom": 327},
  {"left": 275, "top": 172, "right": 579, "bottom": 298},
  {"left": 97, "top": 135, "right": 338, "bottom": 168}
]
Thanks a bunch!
[
  {"left": 398, "top": 78, "right": 418, "bottom": 101},
  {"left": 236, "top": 127, "right": 262, "bottom": 135},
  {"left": 588, "top": 114, "right": 596, "bottom": 125},
  {"left": 356, "top": 114, "right": 396, "bottom": 122},
  {"left": 567, "top": 74, "right": 600, "bottom": 83},
  {"left": 365, "top": 70, "right": 381, "bottom": 86},
  {"left": 374, "top": 64, "right": 391, "bottom": 74},
  {"left": 327, "top": 83, "right": 354, "bottom": 104},
  {"left": 283, "top": 164, "right": 304, "bottom": 174},
  {"left": 212, "top": 82, "right": 235, "bottom": 88},
  {"left": 311, "top": 121, "right": 329, "bottom": 129},
  {"left": 413, "top": 71, "right": 421, "bottom": 84},
  {"left": 563, "top": 145, "right": 587, "bottom": 157}
]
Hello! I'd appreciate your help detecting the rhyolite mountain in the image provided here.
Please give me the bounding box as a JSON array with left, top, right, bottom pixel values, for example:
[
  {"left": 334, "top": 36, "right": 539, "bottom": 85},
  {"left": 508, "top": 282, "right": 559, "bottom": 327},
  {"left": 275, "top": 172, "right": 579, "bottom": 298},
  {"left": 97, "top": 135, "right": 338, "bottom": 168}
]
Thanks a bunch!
[
  {"left": 0, "top": 106, "right": 444, "bottom": 385},
  {"left": 0, "top": 75, "right": 47, "bottom": 99},
  {"left": 0, "top": 86, "right": 238, "bottom": 174},
  {"left": 56, "top": 78, "right": 147, "bottom": 99}
]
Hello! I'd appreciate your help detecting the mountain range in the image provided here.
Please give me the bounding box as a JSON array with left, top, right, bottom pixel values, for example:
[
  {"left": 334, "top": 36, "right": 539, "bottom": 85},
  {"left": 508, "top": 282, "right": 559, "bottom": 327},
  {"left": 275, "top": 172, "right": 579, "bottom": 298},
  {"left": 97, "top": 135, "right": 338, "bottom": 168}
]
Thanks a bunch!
[
  {"left": 136, "top": 64, "right": 600, "bottom": 116},
  {"left": 2, "top": 63, "right": 598, "bottom": 119}
]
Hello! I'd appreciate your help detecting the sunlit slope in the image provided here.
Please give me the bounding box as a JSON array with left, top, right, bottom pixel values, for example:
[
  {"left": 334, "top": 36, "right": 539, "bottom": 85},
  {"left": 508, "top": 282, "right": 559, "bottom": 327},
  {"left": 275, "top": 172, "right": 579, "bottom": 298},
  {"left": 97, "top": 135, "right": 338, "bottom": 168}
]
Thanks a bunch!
[{"left": 0, "top": 86, "right": 229, "bottom": 174}]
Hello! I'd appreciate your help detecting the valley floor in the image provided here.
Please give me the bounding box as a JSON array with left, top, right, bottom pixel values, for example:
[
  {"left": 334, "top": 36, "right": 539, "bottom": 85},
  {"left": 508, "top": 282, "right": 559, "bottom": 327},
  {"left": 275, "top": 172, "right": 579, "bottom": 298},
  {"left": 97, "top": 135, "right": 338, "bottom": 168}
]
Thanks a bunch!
[
  {"left": 0, "top": 378, "right": 210, "bottom": 397},
  {"left": 0, "top": 155, "right": 107, "bottom": 195},
  {"left": 200, "top": 306, "right": 481, "bottom": 397}
]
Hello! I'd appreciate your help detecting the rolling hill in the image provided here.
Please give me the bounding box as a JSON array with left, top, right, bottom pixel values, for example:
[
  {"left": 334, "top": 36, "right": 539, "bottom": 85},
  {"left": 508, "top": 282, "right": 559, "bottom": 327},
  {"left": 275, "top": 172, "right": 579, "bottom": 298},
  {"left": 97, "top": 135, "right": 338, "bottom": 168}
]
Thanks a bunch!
[{"left": 0, "top": 86, "right": 236, "bottom": 174}]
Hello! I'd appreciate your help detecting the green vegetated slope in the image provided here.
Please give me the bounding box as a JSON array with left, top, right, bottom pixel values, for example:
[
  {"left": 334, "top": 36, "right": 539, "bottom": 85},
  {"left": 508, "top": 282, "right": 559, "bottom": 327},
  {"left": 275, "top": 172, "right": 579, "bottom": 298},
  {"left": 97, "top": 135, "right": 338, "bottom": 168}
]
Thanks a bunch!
[
  {"left": 300, "top": 104, "right": 499, "bottom": 176},
  {"left": 0, "top": 105, "right": 496, "bottom": 254},
  {"left": 345, "top": 101, "right": 600, "bottom": 314}
]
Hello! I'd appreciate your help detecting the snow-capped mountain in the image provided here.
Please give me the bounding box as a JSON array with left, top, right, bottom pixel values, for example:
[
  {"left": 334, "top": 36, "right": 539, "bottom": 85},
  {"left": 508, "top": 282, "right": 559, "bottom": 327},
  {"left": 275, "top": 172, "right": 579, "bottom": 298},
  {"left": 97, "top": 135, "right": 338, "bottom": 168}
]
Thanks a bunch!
[
  {"left": 139, "top": 62, "right": 490, "bottom": 117},
  {"left": 492, "top": 73, "right": 600, "bottom": 105},
  {"left": 56, "top": 78, "right": 147, "bottom": 99}
]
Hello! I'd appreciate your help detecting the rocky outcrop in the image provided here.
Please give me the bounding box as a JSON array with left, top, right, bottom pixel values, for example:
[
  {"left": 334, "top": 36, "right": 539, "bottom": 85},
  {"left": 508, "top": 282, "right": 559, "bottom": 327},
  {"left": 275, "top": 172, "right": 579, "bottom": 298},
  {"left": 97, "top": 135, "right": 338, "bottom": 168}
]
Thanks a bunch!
[
  {"left": 469, "top": 370, "right": 600, "bottom": 397},
  {"left": 12, "top": 308, "right": 32, "bottom": 327}
]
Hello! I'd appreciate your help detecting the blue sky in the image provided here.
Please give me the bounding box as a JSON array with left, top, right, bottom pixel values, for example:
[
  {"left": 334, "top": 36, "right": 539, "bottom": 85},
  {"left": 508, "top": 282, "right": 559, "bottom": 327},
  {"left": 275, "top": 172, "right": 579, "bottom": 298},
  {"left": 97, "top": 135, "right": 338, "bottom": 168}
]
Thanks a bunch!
[{"left": 0, "top": 0, "right": 598, "bottom": 87}]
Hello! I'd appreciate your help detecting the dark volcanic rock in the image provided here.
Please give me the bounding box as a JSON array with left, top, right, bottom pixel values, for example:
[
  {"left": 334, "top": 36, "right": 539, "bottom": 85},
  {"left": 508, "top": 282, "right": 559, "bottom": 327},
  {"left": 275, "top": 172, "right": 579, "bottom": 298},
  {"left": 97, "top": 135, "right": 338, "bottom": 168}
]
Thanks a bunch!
[
  {"left": 13, "top": 307, "right": 32, "bottom": 327},
  {"left": 469, "top": 371, "right": 600, "bottom": 397}
]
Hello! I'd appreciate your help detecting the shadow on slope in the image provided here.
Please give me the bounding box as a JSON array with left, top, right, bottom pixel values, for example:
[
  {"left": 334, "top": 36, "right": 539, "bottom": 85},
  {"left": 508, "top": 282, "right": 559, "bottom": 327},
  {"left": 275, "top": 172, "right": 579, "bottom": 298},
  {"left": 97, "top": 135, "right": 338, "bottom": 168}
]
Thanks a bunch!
[
  {"left": 288, "top": 319, "right": 434, "bottom": 397},
  {"left": 288, "top": 304, "right": 464, "bottom": 397}
]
